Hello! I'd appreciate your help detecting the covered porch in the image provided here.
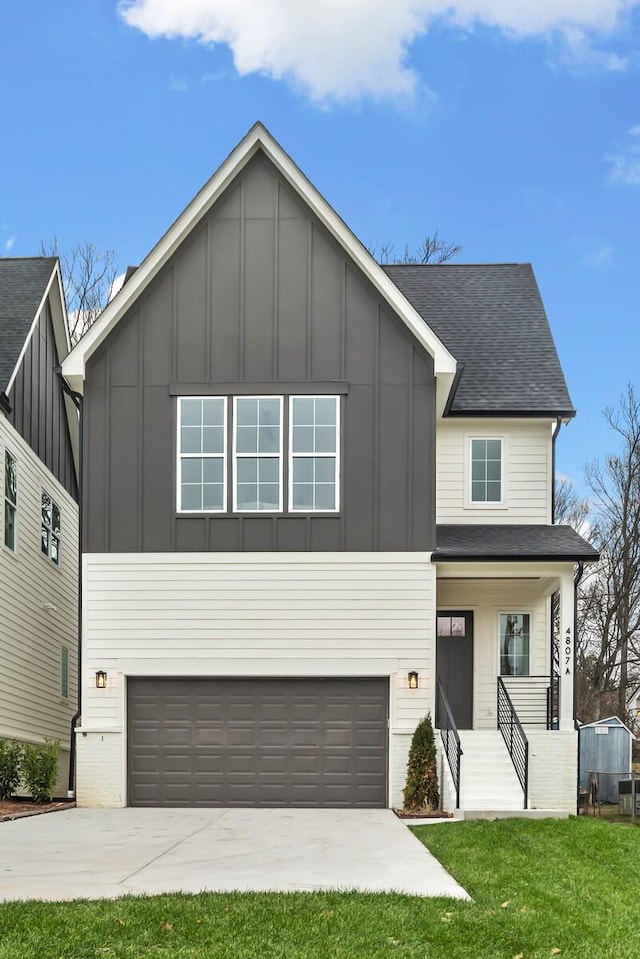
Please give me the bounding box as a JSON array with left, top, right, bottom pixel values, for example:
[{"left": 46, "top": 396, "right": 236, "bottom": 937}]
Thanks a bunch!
[{"left": 431, "top": 524, "right": 599, "bottom": 814}]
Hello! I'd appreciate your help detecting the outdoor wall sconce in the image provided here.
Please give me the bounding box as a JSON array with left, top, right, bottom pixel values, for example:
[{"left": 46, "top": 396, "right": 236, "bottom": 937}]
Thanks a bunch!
[
  {"left": 95, "top": 670, "right": 108, "bottom": 689},
  {"left": 408, "top": 671, "right": 419, "bottom": 689}
]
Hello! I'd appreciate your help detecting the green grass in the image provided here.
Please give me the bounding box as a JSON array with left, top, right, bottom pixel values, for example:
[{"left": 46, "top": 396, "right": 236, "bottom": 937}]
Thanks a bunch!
[{"left": 0, "top": 817, "right": 638, "bottom": 958}]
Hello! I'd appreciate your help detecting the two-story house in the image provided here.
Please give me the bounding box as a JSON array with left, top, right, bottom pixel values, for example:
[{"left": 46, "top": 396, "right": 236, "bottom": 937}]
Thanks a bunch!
[
  {"left": 1, "top": 257, "right": 79, "bottom": 795},
  {"left": 62, "top": 125, "right": 597, "bottom": 814}
]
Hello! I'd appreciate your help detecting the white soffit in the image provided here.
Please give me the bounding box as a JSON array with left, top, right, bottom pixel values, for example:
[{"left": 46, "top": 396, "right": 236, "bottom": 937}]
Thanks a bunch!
[{"left": 61, "top": 123, "right": 457, "bottom": 391}]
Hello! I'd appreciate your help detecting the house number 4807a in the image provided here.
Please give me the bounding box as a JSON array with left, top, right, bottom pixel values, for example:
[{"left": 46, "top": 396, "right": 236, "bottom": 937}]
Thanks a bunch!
[{"left": 564, "top": 627, "right": 572, "bottom": 675}]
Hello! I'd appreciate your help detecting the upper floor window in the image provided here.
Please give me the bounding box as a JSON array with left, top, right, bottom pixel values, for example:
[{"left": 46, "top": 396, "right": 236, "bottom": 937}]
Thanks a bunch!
[
  {"left": 290, "top": 396, "right": 339, "bottom": 511},
  {"left": 177, "top": 394, "right": 339, "bottom": 514},
  {"left": 178, "top": 397, "right": 226, "bottom": 512},
  {"left": 233, "top": 397, "right": 283, "bottom": 512},
  {"left": 41, "top": 491, "right": 61, "bottom": 565},
  {"left": 4, "top": 450, "right": 17, "bottom": 552},
  {"left": 470, "top": 437, "right": 503, "bottom": 504},
  {"left": 500, "top": 613, "right": 530, "bottom": 676}
]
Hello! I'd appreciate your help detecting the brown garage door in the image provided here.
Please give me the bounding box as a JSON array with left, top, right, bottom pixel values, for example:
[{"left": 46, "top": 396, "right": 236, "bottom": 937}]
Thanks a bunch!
[{"left": 127, "top": 677, "right": 388, "bottom": 807}]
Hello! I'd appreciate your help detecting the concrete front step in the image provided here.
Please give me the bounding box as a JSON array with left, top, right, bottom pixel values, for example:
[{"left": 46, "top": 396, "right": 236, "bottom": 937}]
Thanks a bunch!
[
  {"left": 454, "top": 809, "right": 569, "bottom": 821},
  {"left": 458, "top": 729, "right": 525, "bottom": 811}
]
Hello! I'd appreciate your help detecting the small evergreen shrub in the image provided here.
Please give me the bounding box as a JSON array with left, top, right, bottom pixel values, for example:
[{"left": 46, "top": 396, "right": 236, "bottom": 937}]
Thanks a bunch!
[
  {"left": 403, "top": 712, "right": 440, "bottom": 810},
  {"left": 0, "top": 739, "right": 23, "bottom": 800},
  {"left": 21, "top": 738, "right": 60, "bottom": 803}
]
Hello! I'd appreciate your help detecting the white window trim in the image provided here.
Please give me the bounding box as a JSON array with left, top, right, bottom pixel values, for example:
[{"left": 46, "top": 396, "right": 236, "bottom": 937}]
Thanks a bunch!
[
  {"left": 498, "top": 610, "right": 533, "bottom": 678},
  {"left": 177, "top": 396, "right": 227, "bottom": 514},
  {"left": 4, "top": 447, "right": 18, "bottom": 554},
  {"left": 232, "top": 395, "right": 283, "bottom": 513},
  {"left": 41, "top": 489, "right": 62, "bottom": 567},
  {"left": 465, "top": 434, "right": 506, "bottom": 509},
  {"left": 288, "top": 395, "right": 340, "bottom": 513}
]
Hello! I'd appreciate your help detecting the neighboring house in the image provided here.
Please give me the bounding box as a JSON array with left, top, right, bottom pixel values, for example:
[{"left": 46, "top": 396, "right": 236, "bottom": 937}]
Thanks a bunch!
[
  {"left": 0, "top": 257, "right": 79, "bottom": 795},
  {"left": 62, "top": 124, "right": 598, "bottom": 814}
]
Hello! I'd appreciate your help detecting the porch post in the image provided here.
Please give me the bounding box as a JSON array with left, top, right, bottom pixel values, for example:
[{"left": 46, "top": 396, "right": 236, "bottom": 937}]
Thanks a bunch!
[{"left": 558, "top": 568, "right": 575, "bottom": 731}]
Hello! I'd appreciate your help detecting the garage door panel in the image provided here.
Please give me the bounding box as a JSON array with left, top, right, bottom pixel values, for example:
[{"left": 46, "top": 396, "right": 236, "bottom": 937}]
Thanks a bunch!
[{"left": 128, "top": 678, "right": 388, "bottom": 807}]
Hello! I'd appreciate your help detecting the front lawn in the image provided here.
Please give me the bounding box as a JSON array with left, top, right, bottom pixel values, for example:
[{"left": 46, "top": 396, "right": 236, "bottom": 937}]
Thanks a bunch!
[{"left": 0, "top": 817, "right": 638, "bottom": 958}]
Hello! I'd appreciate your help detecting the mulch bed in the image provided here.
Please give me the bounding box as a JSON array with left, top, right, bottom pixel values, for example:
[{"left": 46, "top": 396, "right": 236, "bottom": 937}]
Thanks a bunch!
[
  {"left": 394, "top": 808, "right": 453, "bottom": 819},
  {"left": 0, "top": 798, "right": 75, "bottom": 822}
]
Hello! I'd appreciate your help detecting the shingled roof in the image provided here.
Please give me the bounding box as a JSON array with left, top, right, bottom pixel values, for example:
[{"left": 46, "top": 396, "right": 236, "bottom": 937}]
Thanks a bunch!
[
  {"left": 0, "top": 257, "right": 58, "bottom": 392},
  {"left": 434, "top": 524, "right": 599, "bottom": 562},
  {"left": 383, "top": 263, "right": 575, "bottom": 417}
]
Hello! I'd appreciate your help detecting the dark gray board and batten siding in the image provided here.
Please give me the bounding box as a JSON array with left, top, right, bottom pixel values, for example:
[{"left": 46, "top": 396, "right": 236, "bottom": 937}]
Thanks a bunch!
[
  {"left": 8, "top": 301, "right": 78, "bottom": 500},
  {"left": 84, "top": 153, "right": 436, "bottom": 553}
]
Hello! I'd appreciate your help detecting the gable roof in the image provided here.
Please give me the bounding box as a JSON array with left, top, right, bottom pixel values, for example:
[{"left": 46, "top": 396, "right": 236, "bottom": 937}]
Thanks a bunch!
[
  {"left": 0, "top": 257, "right": 60, "bottom": 393},
  {"left": 383, "top": 263, "right": 575, "bottom": 418},
  {"left": 62, "top": 123, "right": 457, "bottom": 397},
  {"left": 434, "top": 524, "right": 599, "bottom": 562},
  {"left": 0, "top": 256, "right": 78, "bottom": 476}
]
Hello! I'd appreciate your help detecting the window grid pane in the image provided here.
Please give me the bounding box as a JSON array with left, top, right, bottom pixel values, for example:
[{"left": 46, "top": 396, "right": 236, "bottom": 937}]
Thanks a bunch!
[
  {"left": 500, "top": 613, "right": 530, "bottom": 676},
  {"left": 234, "top": 398, "right": 282, "bottom": 511},
  {"left": 290, "top": 397, "right": 338, "bottom": 512},
  {"left": 471, "top": 438, "right": 502, "bottom": 503},
  {"left": 4, "top": 452, "right": 17, "bottom": 552},
  {"left": 179, "top": 398, "right": 226, "bottom": 512},
  {"left": 41, "top": 490, "right": 61, "bottom": 565}
]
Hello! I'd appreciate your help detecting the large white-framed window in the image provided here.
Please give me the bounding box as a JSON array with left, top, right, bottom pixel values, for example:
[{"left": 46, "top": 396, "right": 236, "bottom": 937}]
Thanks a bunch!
[
  {"left": 233, "top": 396, "right": 283, "bottom": 512},
  {"left": 289, "top": 395, "right": 340, "bottom": 512},
  {"left": 4, "top": 449, "right": 17, "bottom": 552},
  {"left": 499, "top": 612, "right": 531, "bottom": 677},
  {"left": 41, "top": 490, "right": 61, "bottom": 566},
  {"left": 177, "top": 397, "right": 227, "bottom": 512},
  {"left": 469, "top": 437, "right": 503, "bottom": 504}
]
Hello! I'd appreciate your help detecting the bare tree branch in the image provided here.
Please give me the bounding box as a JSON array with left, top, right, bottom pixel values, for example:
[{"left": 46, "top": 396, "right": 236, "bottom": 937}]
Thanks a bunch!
[
  {"left": 41, "top": 237, "right": 119, "bottom": 344},
  {"left": 369, "top": 231, "right": 462, "bottom": 265}
]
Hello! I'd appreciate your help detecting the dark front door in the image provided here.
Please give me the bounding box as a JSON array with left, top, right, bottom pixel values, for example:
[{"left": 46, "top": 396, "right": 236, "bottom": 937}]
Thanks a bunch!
[{"left": 436, "top": 611, "right": 474, "bottom": 729}]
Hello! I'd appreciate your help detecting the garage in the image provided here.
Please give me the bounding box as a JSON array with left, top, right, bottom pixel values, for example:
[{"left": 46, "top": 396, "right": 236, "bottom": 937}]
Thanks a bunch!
[{"left": 127, "top": 677, "right": 389, "bottom": 807}]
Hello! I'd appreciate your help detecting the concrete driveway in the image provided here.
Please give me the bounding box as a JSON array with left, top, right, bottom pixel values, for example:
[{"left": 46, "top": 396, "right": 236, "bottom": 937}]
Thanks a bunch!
[{"left": 0, "top": 808, "right": 468, "bottom": 901}]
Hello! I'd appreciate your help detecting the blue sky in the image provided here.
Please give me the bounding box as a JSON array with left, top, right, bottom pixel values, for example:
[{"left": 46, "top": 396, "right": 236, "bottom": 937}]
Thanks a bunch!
[{"left": 1, "top": 0, "right": 639, "bottom": 493}]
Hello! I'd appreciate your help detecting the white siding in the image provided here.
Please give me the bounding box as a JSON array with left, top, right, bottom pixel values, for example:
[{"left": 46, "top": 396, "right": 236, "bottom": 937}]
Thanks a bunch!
[
  {"left": 437, "top": 579, "right": 550, "bottom": 729},
  {"left": 0, "top": 417, "right": 78, "bottom": 795},
  {"left": 436, "top": 419, "right": 552, "bottom": 524},
  {"left": 80, "top": 552, "right": 436, "bottom": 808},
  {"left": 528, "top": 730, "right": 577, "bottom": 812}
]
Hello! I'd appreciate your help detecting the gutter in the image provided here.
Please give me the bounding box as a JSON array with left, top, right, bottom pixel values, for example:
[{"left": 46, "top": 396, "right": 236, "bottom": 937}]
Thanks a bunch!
[{"left": 54, "top": 368, "right": 83, "bottom": 800}]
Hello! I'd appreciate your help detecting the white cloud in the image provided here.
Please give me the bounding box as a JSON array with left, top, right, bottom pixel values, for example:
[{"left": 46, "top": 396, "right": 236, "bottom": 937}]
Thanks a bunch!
[
  {"left": 4, "top": 236, "right": 15, "bottom": 253},
  {"left": 606, "top": 125, "right": 640, "bottom": 185},
  {"left": 118, "top": 0, "right": 639, "bottom": 103}
]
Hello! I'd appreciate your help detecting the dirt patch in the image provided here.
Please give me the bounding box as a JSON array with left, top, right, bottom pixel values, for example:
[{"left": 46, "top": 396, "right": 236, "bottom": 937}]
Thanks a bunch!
[
  {"left": 0, "top": 798, "right": 75, "bottom": 822},
  {"left": 394, "top": 808, "right": 453, "bottom": 820}
]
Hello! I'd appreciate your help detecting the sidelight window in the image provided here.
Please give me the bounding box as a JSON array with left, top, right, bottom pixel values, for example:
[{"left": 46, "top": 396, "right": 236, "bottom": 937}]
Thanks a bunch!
[{"left": 500, "top": 613, "right": 530, "bottom": 676}]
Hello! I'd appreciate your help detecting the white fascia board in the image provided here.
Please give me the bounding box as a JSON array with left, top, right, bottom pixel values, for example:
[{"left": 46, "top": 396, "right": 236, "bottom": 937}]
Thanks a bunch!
[{"left": 62, "top": 123, "right": 457, "bottom": 389}]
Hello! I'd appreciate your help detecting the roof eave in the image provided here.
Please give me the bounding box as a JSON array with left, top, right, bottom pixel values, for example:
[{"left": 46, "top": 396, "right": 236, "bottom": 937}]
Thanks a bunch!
[
  {"left": 445, "top": 407, "right": 576, "bottom": 420},
  {"left": 433, "top": 551, "right": 600, "bottom": 563}
]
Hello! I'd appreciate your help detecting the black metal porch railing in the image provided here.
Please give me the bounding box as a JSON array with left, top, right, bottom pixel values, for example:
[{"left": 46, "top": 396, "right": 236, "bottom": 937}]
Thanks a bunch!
[
  {"left": 500, "top": 675, "right": 557, "bottom": 729},
  {"left": 436, "top": 677, "right": 463, "bottom": 809},
  {"left": 497, "top": 676, "right": 529, "bottom": 809}
]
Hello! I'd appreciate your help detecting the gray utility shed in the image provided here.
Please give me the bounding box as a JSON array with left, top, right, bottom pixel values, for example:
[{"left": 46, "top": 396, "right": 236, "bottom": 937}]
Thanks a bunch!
[{"left": 579, "top": 717, "right": 634, "bottom": 803}]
